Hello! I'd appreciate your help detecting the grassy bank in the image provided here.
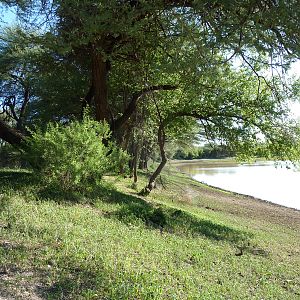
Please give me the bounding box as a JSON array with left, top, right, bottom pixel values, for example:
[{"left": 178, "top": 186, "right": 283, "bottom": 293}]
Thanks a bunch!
[{"left": 0, "top": 165, "right": 299, "bottom": 299}]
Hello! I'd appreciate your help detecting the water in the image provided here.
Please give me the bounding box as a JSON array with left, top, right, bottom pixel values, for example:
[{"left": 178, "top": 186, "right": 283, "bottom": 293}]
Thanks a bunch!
[{"left": 177, "top": 161, "right": 300, "bottom": 210}]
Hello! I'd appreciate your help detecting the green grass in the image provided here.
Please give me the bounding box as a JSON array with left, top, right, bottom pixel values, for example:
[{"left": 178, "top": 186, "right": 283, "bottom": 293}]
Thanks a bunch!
[{"left": 0, "top": 167, "right": 299, "bottom": 299}]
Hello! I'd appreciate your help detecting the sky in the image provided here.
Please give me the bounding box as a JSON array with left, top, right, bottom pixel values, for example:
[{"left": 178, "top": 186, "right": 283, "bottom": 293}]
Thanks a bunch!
[{"left": 0, "top": 5, "right": 17, "bottom": 25}]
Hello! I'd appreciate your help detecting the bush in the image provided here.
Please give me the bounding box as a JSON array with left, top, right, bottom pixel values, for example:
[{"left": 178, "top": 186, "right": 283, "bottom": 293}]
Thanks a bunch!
[{"left": 23, "top": 117, "right": 129, "bottom": 192}]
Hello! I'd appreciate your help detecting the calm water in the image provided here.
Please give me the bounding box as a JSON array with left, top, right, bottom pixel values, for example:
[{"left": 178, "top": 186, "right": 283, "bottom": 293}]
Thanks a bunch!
[{"left": 178, "top": 161, "right": 300, "bottom": 210}]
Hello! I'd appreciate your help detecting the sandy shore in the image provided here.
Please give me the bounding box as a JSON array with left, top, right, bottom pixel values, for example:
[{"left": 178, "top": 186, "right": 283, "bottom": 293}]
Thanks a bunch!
[{"left": 169, "top": 160, "right": 300, "bottom": 229}]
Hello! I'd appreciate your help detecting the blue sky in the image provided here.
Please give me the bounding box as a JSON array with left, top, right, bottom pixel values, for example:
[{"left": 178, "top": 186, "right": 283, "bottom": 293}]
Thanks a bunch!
[{"left": 0, "top": 5, "right": 17, "bottom": 25}]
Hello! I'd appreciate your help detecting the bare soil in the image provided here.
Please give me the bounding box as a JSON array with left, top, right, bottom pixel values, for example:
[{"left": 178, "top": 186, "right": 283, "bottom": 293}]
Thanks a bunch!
[{"left": 171, "top": 172, "right": 300, "bottom": 230}]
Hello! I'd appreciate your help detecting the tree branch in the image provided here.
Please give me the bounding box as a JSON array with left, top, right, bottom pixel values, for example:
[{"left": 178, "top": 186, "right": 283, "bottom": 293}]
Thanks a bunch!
[
  {"left": 112, "top": 84, "right": 177, "bottom": 131},
  {"left": 0, "top": 118, "right": 26, "bottom": 147}
]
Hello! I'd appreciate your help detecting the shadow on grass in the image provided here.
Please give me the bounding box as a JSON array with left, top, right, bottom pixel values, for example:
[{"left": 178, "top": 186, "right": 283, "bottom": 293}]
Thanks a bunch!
[
  {"left": 100, "top": 188, "right": 252, "bottom": 244},
  {"left": 0, "top": 169, "right": 251, "bottom": 244},
  {"left": 43, "top": 267, "right": 106, "bottom": 299},
  {"left": 0, "top": 241, "right": 150, "bottom": 299},
  {"left": 0, "top": 247, "right": 107, "bottom": 300},
  {"left": 0, "top": 169, "right": 37, "bottom": 192},
  {"left": 0, "top": 170, "right": 259, "bottom": 300},
  {"left": 0, "top": 169, "right": 104, "bottom": 203},
  {"left": 42, "top": 257, "right": 158, "bottom": 299}
]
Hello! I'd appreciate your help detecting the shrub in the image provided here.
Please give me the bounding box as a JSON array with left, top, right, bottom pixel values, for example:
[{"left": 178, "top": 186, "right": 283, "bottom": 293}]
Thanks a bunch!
[{"left": 23, "top": 117, "right": 129, "bottom": 192}]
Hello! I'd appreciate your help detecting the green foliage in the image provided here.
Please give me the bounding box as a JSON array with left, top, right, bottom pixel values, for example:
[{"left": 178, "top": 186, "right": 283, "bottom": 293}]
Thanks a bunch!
[
  {"left": 23, "top": 117, "right": 129, "bottom": 192},
  {"left": 0, "top": 27, "right": 88, "bottom": 128}
]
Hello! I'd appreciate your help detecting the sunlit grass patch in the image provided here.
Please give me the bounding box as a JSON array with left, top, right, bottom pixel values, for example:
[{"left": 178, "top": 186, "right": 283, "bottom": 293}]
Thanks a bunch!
[{"left": 0, "top": 167, "right": 299, "bottom": 299}]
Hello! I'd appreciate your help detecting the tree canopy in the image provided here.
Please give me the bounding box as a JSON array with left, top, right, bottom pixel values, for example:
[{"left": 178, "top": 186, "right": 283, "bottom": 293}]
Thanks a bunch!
[{"left": 0, "top": 0, "right": 300, "bottom": 189}]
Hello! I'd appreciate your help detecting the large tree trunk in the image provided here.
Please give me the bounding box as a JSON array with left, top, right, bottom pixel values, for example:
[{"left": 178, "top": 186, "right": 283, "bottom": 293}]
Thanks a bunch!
[
  {"left": 0, "top": 119, "right": 26, "bottom": 148},
  {"left": 91, "top": 51, "right": 110, "bottom": 122}
]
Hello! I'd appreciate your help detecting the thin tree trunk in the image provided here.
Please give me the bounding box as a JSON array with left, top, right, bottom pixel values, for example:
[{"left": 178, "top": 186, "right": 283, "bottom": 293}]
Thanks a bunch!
[
  {"left": 132, "top": 143, "right": 139, "bottom": 183},
  {"left": 81, "top": 84, "right": 94, "bottom": 119},
  {"left": 139, "top": 141, "right": 148, "bottom": 169},
  {"left": 140, "top": 124, "right": 167, "bottom": 195},
  {"left": 16, "top": 87, "right": 30, "bottom": 131},
  {"left": 121, "top": 125, "right": 131, "bottom": 151},
  {"left": 91, "top": 51, "right": 110, "bottom": 122}
]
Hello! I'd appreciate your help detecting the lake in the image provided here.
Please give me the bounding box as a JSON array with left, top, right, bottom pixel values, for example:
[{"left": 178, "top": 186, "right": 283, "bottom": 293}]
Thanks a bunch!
[{"left": 176, "top": 160, "right": 300, "bottom": 210}]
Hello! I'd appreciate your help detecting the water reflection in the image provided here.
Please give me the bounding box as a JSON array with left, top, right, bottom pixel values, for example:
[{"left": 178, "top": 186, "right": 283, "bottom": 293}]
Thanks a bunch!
[{"left": 177, "top": 161, "right": 300, "bottom": 210}]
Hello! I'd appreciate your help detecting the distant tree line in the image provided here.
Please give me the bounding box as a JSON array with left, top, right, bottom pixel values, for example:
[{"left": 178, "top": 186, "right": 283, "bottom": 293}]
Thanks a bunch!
[{"left": 173, "top": 144, "right": 234, "bottom": 160}]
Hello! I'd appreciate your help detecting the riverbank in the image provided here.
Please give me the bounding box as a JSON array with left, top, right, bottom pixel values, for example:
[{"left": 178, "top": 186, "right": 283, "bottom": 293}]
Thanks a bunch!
[
  {"left": 172, "top": 158, "right": 300, "bottom": 211},
  {"left": 0, "top": 167, "right": 299, "bottom": 299},
  {"left": 170, "top": 163, "right": 300, "bottom": 227}
]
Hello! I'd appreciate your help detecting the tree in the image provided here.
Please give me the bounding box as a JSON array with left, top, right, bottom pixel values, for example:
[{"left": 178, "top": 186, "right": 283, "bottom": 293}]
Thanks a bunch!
[
  {"left": 140, "top": 65, "right": 300, "bottom": 192},
  {"left": 0, "top": 25, "right": 91, "bottom": 129},
  {"left": 0, "top": 0, "right": 299, "bottom": 190}
]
